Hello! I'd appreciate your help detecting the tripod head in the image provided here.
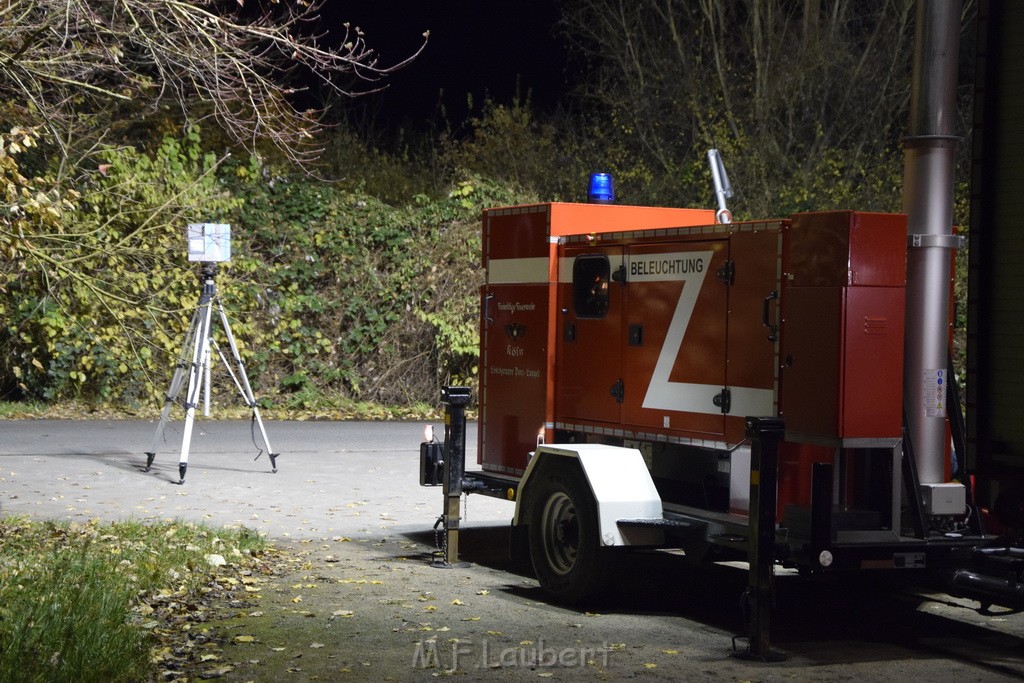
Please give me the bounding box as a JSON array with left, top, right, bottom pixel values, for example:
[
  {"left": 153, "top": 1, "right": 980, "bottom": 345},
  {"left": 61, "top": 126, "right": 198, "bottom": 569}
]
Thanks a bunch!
[
  {"left": 199, "top": 261, "right": 219, "bottom": 282},
  {"left": 198, "top": 262, "right": 220, "bottom": 299}
]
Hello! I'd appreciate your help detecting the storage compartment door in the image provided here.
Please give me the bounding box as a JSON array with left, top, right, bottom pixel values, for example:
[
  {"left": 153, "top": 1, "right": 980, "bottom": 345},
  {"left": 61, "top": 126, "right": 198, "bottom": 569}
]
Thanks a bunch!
[
  {"left": 479, "top": 283, "right": 551, "bottom": 475},
  {"left": 621, "top": 241, "right": 730, "bottom": 436},
  {"left": 555, "top": 247, "right": 624, "bottom": 424}
]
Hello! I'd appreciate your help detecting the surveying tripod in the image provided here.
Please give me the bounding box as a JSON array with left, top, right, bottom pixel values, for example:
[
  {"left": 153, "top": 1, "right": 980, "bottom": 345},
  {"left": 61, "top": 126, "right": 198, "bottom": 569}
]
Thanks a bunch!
[{"left": 144, "top": 263, "right": 278, "bottom": 484}]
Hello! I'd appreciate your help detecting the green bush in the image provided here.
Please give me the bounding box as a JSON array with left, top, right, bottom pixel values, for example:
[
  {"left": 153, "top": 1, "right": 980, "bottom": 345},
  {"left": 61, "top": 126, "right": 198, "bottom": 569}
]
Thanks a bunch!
[
  {"left": 1, "top": 127, "right": 238, "bottom": 406},
  {"left": 0, "top": 124, "right": 535, "bottom": 411},
  {"left": 226, "top": 164, "right": 531, "bottom": 406}
]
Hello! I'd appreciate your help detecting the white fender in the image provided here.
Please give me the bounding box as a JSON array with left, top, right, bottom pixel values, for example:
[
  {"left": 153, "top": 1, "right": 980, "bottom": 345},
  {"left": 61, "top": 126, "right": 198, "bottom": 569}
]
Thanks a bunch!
[{"left": 514, "top": 444, "right": 663, "bottom": 546}]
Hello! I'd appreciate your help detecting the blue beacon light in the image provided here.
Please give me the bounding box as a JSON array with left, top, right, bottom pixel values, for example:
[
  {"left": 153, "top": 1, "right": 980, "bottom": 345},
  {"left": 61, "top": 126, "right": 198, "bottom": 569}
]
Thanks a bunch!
[{"left": 587, "top": 173, "right": 615, "bottom": 204}]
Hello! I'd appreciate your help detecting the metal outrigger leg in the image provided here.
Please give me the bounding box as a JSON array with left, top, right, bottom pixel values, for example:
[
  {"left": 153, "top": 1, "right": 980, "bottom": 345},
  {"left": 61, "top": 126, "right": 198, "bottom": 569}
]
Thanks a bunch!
[{"left": 144, "top": 262, "right": 279, "bottom": 484}]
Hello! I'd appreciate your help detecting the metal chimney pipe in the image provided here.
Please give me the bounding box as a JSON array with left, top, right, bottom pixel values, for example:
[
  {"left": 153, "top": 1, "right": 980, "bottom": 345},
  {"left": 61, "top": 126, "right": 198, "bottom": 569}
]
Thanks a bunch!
[{"left": 902, "top": 0, "right": 962, "bottom": 485}]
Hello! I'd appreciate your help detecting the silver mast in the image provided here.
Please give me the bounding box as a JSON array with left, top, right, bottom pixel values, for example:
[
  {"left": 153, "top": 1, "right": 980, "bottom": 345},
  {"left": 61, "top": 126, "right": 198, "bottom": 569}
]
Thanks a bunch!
[{"left": 902, "top": 0, "right": 962, "bottom": 485}]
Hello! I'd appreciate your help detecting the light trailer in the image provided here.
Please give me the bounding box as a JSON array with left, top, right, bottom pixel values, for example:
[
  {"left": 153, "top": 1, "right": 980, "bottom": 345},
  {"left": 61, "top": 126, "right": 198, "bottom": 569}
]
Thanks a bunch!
[
  {"left": 144, "top": 224, "right": 279, "bottom": 484},
  {"left": 418, "top": 2, "right": 1024, "bottom": 657},
  {"left": 422, "top": 202, "right": 1021, "bottom": 656}
]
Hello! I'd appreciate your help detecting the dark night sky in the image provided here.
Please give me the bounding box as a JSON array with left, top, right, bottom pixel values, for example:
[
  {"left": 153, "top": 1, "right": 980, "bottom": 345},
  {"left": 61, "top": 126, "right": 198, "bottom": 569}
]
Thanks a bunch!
[{"left": 326, "top": 1, "right": 569, "bottom": 130}]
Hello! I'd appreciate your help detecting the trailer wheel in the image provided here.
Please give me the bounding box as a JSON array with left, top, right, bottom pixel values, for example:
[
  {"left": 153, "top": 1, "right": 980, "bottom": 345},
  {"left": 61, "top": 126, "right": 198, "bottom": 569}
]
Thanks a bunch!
[{"left": 527, "top": 460, "right": 611, "bottom": 603}]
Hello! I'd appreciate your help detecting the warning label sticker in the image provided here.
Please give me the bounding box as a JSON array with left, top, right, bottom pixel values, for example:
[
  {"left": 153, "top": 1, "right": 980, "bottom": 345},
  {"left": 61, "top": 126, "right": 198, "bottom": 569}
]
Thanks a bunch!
[{"left": 923, "top": 368, "right": 947, "bottom": 418}]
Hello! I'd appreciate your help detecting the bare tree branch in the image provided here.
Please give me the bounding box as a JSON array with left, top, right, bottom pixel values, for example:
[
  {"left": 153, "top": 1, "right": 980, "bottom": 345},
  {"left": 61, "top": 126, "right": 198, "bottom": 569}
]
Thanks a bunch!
[
  {"left": 0, "top": 0, "right": 428, "bottom": 167},
  {"left": 560, "top": 0, "right": 919, "bottom": 215}
]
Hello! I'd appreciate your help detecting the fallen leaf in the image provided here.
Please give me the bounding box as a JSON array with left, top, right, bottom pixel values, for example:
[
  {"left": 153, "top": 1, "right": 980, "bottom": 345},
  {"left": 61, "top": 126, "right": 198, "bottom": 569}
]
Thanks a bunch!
[
  {"left": 233, "top": 635, "right": 256, "bottom": 644},
  {"left": 205, "top": 554, "right": 226, "bottom": 567},
  {"left": 150, "top": 646, "right": 172, "bottom": 663},
  {"left": 198, "top": 664, "right": 234, "bottom": 678}
]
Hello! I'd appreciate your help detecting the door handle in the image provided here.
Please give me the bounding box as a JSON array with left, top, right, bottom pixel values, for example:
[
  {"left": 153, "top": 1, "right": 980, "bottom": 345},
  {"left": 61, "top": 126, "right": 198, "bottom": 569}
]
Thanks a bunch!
[
  {"left": 484, "top": 293, "right": 494, "bottom": 323},
  {"left": 762, "top": 290, "right": 779, "bottom": 342}
]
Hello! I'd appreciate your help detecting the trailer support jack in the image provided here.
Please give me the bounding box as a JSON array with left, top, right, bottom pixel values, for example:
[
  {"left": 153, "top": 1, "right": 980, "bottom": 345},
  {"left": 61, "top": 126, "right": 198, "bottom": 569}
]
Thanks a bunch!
[
  {"left": 734, "top": 416, "right": 789, "bottom": 663},
  {"left": 433, "top": 386, "right": 472, "bottom": 569}
]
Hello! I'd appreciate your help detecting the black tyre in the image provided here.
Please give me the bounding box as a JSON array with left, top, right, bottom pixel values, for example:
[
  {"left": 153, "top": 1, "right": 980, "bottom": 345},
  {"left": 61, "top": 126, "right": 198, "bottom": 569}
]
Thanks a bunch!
[{"left": 527, "top": 460, "right": 613, "bottom": 603}]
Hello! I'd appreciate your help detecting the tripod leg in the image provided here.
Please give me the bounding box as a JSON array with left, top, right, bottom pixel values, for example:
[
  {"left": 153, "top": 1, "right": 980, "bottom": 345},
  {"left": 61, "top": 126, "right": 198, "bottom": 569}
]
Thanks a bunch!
[
  {"left": 145, "top": 305, "right": 203, "bottom": 471},
  {"left": 215, "top": 299, "right": 280, "bottom": 472},
  {"left": 177, "top": 300, "right": 213, "bottom": 484},
  {"left": 203, "top": 343, "right": 212, "bottom": 417}
]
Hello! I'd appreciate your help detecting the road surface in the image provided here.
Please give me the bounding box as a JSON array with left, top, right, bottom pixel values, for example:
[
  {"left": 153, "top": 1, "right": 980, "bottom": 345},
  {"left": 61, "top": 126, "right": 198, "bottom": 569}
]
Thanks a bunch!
[{"left": 1, "top": 419, "right": 1022, "bottom": 681}]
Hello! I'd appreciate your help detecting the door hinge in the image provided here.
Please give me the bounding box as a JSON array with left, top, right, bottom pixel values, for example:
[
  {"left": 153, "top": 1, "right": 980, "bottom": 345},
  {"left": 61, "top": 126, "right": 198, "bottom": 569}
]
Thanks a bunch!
[
  {"left": 716, "top": 260, "right": 735, "bottom": 285},
  {"left": 610, "top": 378, "right": 625, "bottom": 404},
  {"left": 713, "top": 388, "right": 731, "bottom": 414}
]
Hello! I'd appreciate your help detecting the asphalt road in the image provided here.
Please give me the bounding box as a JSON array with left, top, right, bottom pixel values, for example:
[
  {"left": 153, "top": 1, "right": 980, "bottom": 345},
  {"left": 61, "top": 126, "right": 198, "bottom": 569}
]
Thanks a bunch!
[
  {"left": 2, "top": 419, "right": 1023, "bottom": 680},
  {"left": 0, "top": 418, "right": 508, "bottom": 539}
]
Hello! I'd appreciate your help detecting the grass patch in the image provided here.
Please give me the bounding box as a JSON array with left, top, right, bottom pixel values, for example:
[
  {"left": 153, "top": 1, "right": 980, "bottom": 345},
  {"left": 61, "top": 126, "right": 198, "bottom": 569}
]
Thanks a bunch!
[
  {"left": 0, "top": 401, "right": 48, "bottom": 419},
  {"left": 0, "top": 516, "right": 266, "bottom": 683},
  {"left": 0, "top": 399, "right": 453, "bottom": 421}
]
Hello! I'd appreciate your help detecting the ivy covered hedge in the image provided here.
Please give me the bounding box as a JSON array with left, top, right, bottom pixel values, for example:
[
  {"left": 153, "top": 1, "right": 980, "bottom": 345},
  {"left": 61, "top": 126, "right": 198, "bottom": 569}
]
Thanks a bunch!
[
  {"left": 1, "top": 101, "right": 969, "bottom": 415},
  {"left": 0, "top": 127, "right": 533, "bottom": 412}
]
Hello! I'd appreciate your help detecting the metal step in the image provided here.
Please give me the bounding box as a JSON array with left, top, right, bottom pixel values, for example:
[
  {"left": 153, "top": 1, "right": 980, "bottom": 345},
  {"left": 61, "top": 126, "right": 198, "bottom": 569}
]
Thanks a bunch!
[{"left": 617, "top": 518, "right": 694, "bottom": 531}]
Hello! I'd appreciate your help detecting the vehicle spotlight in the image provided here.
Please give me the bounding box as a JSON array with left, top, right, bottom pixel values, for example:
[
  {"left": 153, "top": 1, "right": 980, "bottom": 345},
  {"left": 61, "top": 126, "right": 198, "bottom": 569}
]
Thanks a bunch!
[{"left": 588, "top": 172, "right": 615, "bottom": 204}]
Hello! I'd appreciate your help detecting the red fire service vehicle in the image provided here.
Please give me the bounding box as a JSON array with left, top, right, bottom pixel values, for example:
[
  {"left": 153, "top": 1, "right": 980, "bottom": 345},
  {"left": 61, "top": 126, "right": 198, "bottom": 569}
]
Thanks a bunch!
[
  {"left": 421, "top": 198, "right": 1020, "bottom": 629},
  {"left": 419, "top": 4, "right": 1023, "bottom": 657}
]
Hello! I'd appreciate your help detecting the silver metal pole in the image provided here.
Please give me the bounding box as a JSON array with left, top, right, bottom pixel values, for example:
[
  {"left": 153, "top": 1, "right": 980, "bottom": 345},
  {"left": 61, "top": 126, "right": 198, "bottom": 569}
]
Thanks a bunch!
[
  {"left": 902, "top": 0, "right": 962, "bottom": 484},
  {"left": 708, "top": 149, "right": 733, "bottom": 224}
]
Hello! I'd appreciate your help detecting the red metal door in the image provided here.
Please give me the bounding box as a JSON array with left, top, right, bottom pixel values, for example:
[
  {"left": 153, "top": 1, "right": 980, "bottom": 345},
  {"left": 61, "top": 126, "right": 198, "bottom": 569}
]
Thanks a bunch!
[
  {"left": 555, "top": 246, "right": 624, "bottom": 424},
  {"left": 621, "top": 240, "right": 730, "bottom": 437}
]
